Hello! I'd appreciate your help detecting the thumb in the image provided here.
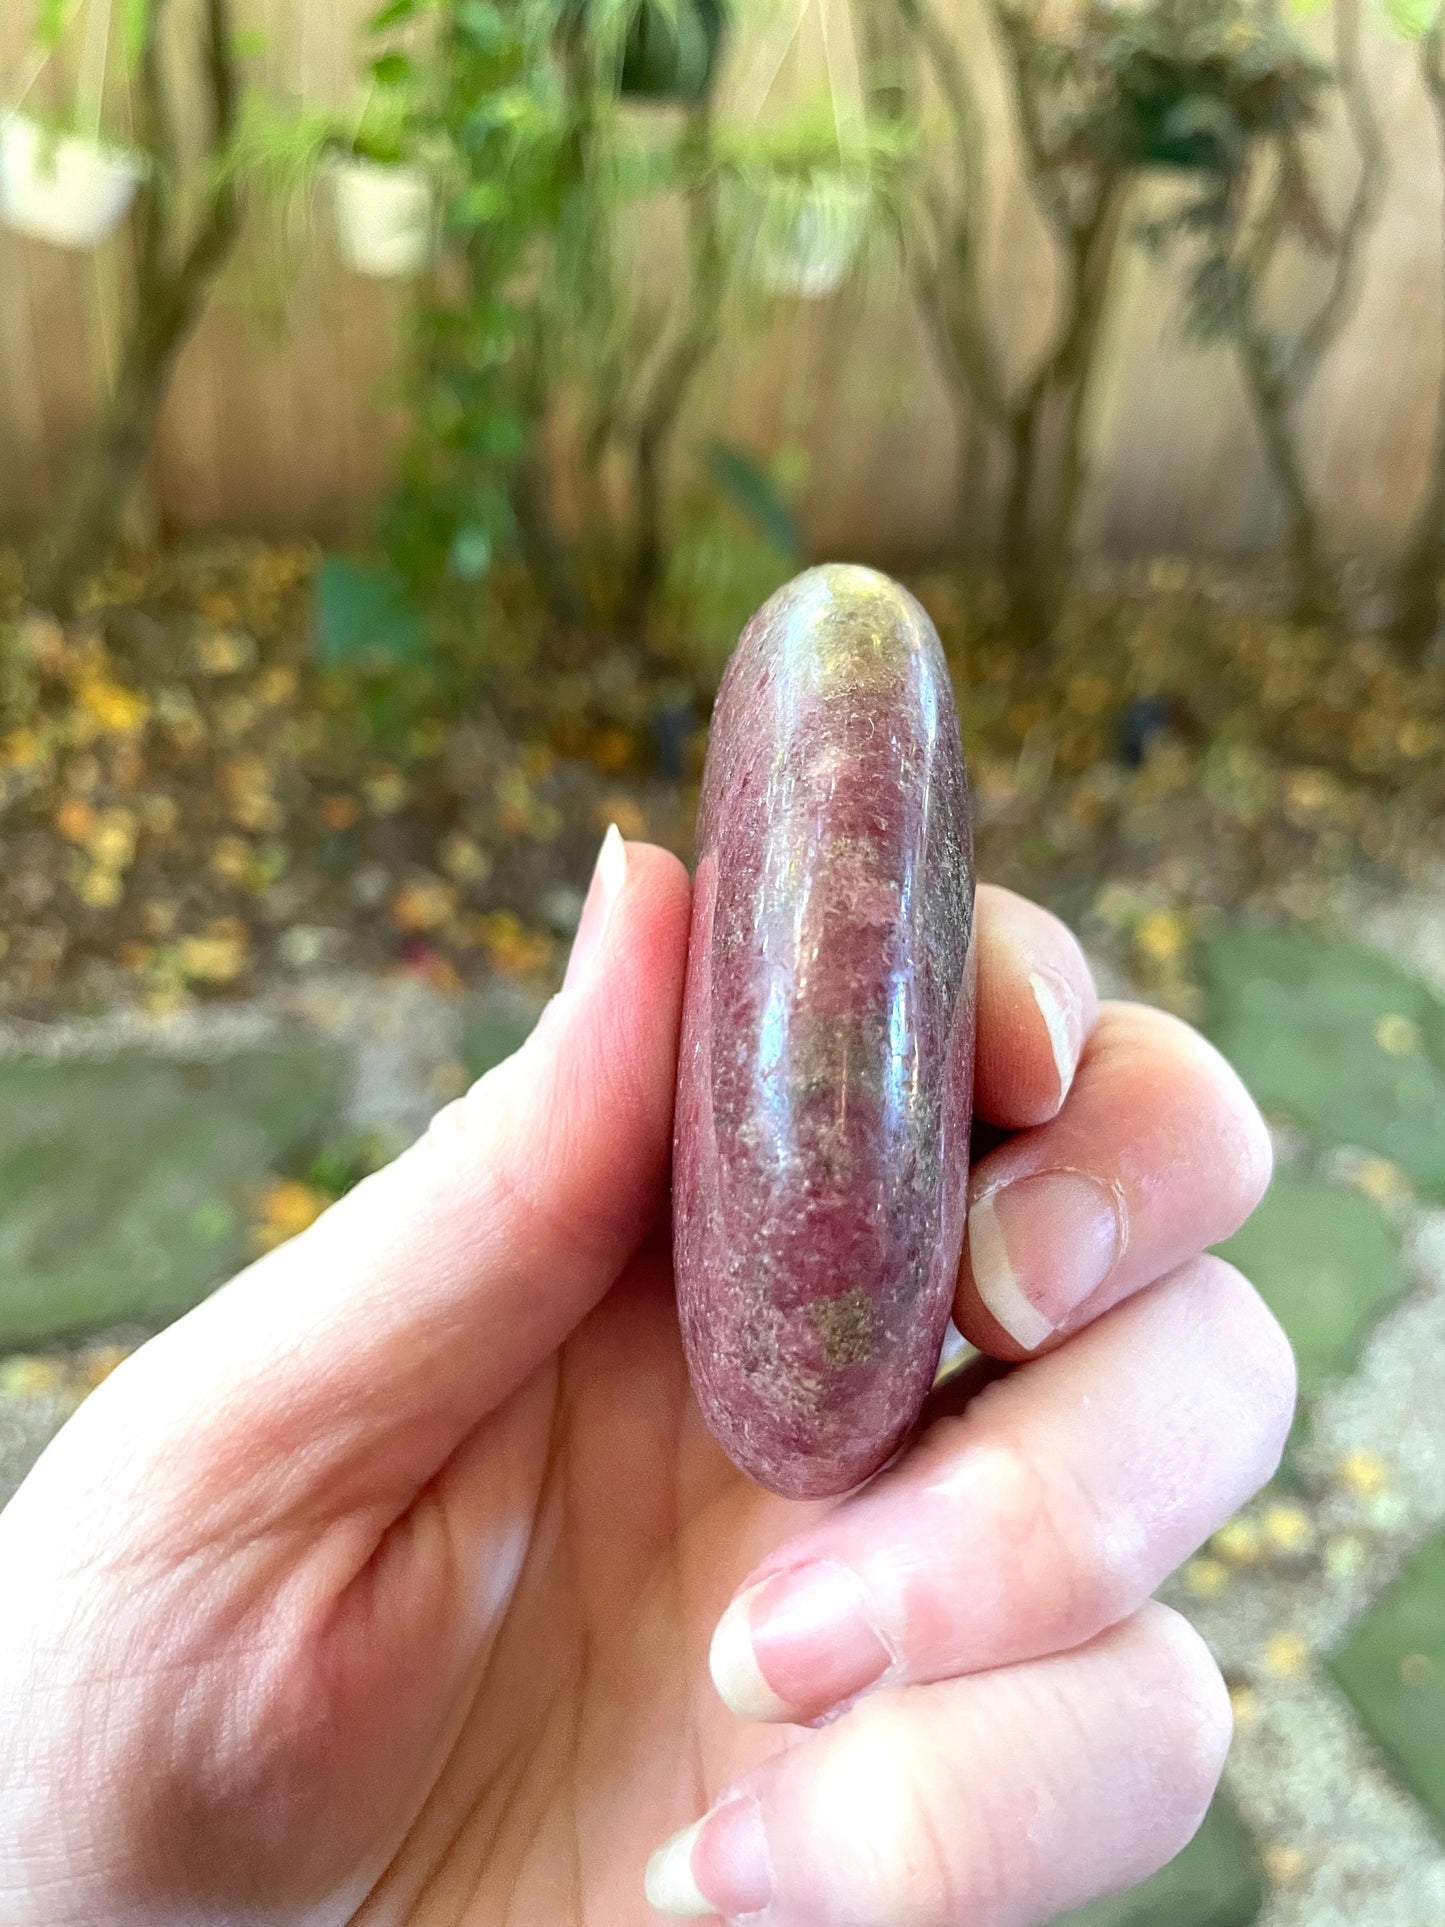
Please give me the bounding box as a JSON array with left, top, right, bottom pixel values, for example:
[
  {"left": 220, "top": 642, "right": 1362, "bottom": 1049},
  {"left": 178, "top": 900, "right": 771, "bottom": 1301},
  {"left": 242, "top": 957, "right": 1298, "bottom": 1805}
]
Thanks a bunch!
[{"left": 63, "top": 833, "right": 691, "bottom": 1526}]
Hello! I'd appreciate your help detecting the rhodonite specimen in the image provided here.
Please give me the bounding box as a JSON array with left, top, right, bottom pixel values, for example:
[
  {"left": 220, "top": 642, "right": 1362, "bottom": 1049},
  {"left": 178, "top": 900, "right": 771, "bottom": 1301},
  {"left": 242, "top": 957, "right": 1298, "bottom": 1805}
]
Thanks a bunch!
[{"left": 673, "top": 564, "right": 976, "bottom": 1499}]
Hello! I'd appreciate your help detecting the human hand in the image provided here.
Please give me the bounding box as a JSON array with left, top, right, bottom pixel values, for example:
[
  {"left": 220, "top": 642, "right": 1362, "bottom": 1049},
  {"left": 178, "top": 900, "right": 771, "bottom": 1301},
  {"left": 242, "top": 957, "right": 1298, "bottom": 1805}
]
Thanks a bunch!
[{"left": 0, "top": 835, "right": 1291, "bottom": 1927}]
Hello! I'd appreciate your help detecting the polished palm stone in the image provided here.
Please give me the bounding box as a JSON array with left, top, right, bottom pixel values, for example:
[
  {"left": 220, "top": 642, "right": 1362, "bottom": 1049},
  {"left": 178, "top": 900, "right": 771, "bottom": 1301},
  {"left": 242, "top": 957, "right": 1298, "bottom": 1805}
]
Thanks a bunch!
[{"left": 673, "top": 565, "right": 976, "bottom": 1498}]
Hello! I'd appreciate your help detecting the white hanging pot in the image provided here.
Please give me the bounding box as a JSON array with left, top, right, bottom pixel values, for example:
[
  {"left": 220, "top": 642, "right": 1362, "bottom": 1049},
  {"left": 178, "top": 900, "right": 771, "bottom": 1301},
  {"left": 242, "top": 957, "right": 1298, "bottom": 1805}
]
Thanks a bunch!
[
  {"left": 0, "top": 112, "right": 147, "bottom": 249},
  {"left": 750, "top": 173, "right": 869, "bottom": 300},
  {"left": 328, "top": 156, "right": 434, "bottom": 279}
]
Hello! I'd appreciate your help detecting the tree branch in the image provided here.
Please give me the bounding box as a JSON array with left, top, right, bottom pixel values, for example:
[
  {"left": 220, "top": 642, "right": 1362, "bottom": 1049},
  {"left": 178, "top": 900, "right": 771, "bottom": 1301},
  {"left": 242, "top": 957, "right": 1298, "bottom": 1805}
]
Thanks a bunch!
[
  {"left": 1288, "top": 0, "right": 1385, "bottom": 383},
  {"left": 894, "top": 0, "right": 1008, "bottom": 422}
]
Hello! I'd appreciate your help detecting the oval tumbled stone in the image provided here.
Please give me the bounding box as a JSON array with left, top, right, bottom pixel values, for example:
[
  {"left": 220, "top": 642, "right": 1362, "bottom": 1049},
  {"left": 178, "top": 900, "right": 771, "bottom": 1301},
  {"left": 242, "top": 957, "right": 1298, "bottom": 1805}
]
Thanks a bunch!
[{"left": 673, "top": 564, "right": 976, "bottom": 1499}]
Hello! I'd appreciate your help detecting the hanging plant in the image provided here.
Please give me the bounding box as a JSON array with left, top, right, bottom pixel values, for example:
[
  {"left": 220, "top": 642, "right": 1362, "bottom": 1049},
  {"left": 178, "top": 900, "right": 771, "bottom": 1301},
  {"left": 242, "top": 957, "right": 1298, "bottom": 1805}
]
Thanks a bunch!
[
  {"left": 230, "top": 49, "right": 436, "bottom": 282},
  {"left": 719, "top": 0, "right": 900, "bottom": 301},
  {"left": 746, "top": 163, "right": 871, "bottom": 297},
  {"left": 327, "top": 153, "right": 433, "bottom": 277},
  {"left": 326, "top": 49, "right": 434, "bottom": 278},
  {"left": 1072, "top": 0, "right": 1327, "bottom": 178},
  {"left": 619, "top": 0, "right": 728, "bottom": 103},
  {"left": 0, "top": 0, "right": 150, "bottom": 250},
  {"left": 0, "top": 113, "right": 148, "bottom": 248}
]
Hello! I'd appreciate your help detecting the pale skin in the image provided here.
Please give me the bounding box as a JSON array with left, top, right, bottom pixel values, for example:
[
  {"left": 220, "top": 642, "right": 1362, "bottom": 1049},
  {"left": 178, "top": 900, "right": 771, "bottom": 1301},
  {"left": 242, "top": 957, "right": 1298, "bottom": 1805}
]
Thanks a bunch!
[{"left": 0, "top": 838, "right": 1294, "bottom": 1927}]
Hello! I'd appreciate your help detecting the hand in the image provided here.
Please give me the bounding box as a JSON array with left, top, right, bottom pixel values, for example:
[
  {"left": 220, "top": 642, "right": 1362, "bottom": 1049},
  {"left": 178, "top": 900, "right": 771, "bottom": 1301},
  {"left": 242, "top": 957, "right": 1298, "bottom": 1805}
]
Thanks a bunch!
[{"left": 0, "top": 839, "right": 1292, "bottom": 1927}]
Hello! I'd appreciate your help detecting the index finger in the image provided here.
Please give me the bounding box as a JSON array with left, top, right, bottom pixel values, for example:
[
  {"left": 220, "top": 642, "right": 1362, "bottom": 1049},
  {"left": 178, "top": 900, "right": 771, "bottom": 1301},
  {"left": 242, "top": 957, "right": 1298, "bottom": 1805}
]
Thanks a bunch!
[{"left": 973, "top": 884, "right": 1100, "bottom": 1129}]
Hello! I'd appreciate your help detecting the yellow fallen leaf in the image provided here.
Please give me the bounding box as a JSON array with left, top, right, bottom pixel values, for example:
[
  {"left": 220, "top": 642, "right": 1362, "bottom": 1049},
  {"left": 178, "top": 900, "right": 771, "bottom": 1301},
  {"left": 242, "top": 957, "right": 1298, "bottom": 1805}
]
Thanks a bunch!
[
  {"left": 1261, "top": 1503, "right": 1314, "bottom": 1555},
  {"left": 1375, "top": 1012, "right": 1423, "bottom": 1058},
  {"left": 1263, "top": 1847, "right": 1306, "bottom": 1888},
  {"left": 1135, "top": 907, "right": 1186, "bottom": 963},
  {"left": 76, "top": 1344, "right": 133, "bottom": 1392},
  {"left": 1183, "top": 1556, "right": 1229, "bottom": 1598},
  {"left": 595, "top": 794, "right": 648, "bottom": 841},
  {"left": 179, "top": 928, "right": 249, "bottom": 984},
  {"left": 2, "top": 728, "right": 44, "bottom": 770},
  {"left": 1261, "top": 1631, "right": 1310, "bottom": 1680},
  {"left": 365, "top": 767, "right": 409, "bottom": 815},
  {"left": 76, "top": 677, "right": 149, "bottom": 736},
  {"left": 439, "top": 833, "right": 492, "bottom": 886},
  {"left": 142, "top": 794, "right": 179, "bottom": 837},
  {"left": 249, "top": 1178, "right": 328, "bottom": 1252},
  {"left": 86, "top": 807, "right": 137, "bottom": 872},
  {"left": 1212, "top": 1518, "right": 1261, "bottom": 1566},
  {"left": 1352, "top": 1156, "right": 1411, "bottom": 1206},
  {"left": 255, "top": 665, "right": 297, "bottom": 706},
  {"left": 0, "top": 1355, "right": 67, "bottom": 1398},
  {"left": 1336, "top": 1449, "right": 1389, "bottom": 1497},
  {"left": 55, "top": 798, "right": 96, "bottom": 841},
  {"left": 320, "top": 793, "right": 359, "bottom": 831},
  {"left": 209, "top": 836, "right": 252, "bottom": 887},
  {"left": 591, "top": 727, "right": 633, "bottom": 773},
  {"left": 390, "top": 877, "right": 458, "bottom": 934},
  {"left": 478, "top": 910, "right": 553, "bottom": 978},
  {"left": 75, "top": 867, "right": 123, "bottom": 910},
  {"left": 1229, "top": 1683, "right": 1261, "bottom": 1730}
]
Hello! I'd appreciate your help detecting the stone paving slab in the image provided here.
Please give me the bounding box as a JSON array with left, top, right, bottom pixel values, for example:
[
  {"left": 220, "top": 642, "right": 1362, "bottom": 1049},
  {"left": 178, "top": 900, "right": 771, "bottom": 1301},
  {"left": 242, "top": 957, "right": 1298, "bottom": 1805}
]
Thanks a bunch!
[{"left": 0, "top": 1045, "right": 346, "bottom": 1349}]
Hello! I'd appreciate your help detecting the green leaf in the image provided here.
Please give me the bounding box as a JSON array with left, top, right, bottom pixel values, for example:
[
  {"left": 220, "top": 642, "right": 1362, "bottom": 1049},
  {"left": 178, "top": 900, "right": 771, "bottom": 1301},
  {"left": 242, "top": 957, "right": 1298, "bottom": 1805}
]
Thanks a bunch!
[
  {"left": 121, "top": 0, "right": 152, "bottom": 64},
  {"left": 705, "top": 441, "right": 801, "bottom": 557},
  {"left": 313, "top": 556, "right": 427, "bottom": 670},
  {"left": 370, "top": 50, "right": 413, "bottom": 88},
  {"left": 456, "top": 0, "right": 508, "bottom": 52},
  {"left": 368, "top": 0, "right": 421, "bottom": 30},
  {"left": 36, "top": 0, "right": 70, "bottom": 50},
  {"left": 1379, "top": 0, "right": 1438, "bottom": 38}
]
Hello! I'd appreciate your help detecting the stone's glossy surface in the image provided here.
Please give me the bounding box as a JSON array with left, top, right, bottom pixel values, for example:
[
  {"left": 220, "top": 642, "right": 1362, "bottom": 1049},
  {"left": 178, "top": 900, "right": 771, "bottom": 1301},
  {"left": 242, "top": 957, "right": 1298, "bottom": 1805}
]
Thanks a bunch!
[{"left": 673, "top": 564, "right": 976, "bottom": 1499}]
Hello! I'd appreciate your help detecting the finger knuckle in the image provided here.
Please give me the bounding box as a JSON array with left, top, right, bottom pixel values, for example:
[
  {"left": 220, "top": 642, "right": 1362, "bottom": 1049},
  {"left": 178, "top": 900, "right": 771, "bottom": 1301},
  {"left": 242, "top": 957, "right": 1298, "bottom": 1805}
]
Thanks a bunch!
[
  {"left": 993, "top": 1432, "right": 1139, "bottom": 1639},
  {"left": 810, "top": 1704, "right": 974, "bottom": 1924}
]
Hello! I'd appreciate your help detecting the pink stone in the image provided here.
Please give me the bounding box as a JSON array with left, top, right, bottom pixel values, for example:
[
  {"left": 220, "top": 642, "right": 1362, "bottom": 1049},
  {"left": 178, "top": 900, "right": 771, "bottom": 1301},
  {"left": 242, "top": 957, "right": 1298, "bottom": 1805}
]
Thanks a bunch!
[{"left": 673, "top": 565, "right": 976, "bottom": 1499}]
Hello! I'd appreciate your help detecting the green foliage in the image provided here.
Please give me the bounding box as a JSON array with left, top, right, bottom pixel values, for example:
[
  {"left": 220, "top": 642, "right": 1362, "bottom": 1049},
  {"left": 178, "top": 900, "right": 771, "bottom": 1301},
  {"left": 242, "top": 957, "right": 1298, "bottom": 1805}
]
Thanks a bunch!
[
  {"left": 617, "top": 0, "right": 727, "bottom": 101},
  {"left": 376, "top": 0, "right": 582, "bottom": 608},
  {"left": 1078, "top": 0, "right": 1325, "bottom": 178},
  {"left": 369, "top": 0, "right": 903, "bottom": 634},
  {"left": 704, "top": 440, "right": 802, "bottom": 557},
  {"left": 661, "top": 491, "right": 795, "bottom": 681},
  {"left": 314, "top": 555, "right": 427, "bottom": 671},
  {"left": 35, "top": 0, "right": 74, "bottom": 51}
]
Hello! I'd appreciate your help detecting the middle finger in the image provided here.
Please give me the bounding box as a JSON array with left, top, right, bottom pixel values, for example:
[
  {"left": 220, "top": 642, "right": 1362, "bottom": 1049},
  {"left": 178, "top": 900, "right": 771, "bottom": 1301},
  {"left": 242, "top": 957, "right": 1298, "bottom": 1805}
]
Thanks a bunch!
[
  {"left": 706, "top": 1254, "right": 1294, "bottom": 1725},
  {"left": 958, "top": 999, "right": 1273, "bottom": 1357}
]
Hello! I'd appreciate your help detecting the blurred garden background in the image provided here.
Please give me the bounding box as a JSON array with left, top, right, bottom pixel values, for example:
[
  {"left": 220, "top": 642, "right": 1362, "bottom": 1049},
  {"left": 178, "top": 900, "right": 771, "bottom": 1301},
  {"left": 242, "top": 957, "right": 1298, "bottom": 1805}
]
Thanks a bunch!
[{"left": 1, "top": 0, "right": 1445, "bottom": 1920}]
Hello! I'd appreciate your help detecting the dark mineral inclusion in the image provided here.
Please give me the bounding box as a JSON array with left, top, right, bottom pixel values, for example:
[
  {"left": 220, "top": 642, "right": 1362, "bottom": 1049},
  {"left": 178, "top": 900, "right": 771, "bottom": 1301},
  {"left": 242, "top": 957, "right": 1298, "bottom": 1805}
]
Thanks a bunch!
[{"left": 673, "top": 564, "right": 976, "bottom": 1499}]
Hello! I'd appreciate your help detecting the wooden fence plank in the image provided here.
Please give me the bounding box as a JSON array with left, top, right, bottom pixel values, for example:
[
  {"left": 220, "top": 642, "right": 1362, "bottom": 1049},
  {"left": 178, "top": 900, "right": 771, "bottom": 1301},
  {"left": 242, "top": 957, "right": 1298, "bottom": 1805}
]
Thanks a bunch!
[{"left": 1, "top": 0, "right": 1441, "bottom": 564}]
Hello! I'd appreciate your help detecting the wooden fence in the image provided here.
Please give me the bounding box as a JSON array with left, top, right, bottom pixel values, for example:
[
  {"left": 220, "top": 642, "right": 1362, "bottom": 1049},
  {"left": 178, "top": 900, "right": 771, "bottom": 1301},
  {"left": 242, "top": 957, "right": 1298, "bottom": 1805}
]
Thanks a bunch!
[{"left": 1, "top": 0, "right": 1441, "bottom": 564}]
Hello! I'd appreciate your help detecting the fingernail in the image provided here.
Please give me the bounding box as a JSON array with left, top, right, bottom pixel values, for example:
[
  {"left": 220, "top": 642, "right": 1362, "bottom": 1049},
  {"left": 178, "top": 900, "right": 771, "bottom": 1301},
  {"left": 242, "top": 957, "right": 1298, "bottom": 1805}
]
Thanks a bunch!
[
  {"left": 711, "top": 1561, "right": 894, "bottom": 1723},
  {"left": 564, "top": 824, "right": 627, "bottom": 991},
  {"left": 967, "top": 1170, "right": 1124, "bottom": 1351},
  {"left": 1028, "top": 966, "right": 1082, "bottom": 1101},
  {"left": 646, "top": 1795, "right": 773, "bottom": 1919}
]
